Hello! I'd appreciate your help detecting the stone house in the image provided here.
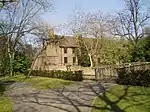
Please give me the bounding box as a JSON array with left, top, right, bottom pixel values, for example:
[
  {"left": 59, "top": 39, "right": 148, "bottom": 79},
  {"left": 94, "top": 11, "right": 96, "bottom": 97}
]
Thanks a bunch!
[{"left": 33, "top": 35, "right": 79, "bottom": 70}]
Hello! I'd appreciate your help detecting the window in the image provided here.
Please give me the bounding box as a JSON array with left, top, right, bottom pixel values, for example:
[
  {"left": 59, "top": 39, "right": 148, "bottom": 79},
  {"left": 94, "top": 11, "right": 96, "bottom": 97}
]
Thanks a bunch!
[
  {"left": 98, "top": 58, "right": 100, "bottom": 64},
  {"left": 72, "top": 48, "right": 75, "bottom": 54},
  {"left": 64, "top": 48, "right": 67, "bottom": 53},
  {"left": 73, "top": 57, "right": 76, "bottom": 63},
  {"left": 64, "top": 57, "right": 68, "bottom": 63}
]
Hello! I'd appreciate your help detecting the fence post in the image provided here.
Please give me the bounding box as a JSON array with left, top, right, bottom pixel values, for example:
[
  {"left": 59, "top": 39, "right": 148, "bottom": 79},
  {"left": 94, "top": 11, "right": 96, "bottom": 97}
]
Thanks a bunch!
[{"left": 95, "top": 68, "right": 98, "bottom": 80}]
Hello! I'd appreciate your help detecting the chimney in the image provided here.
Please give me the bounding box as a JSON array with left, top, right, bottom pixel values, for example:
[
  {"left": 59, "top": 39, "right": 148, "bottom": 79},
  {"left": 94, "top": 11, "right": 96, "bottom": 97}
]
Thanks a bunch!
[
  {"left": 75, "top": 33, "right": 82, "bottom": 45},
  {"left": 49, "top": 28, "right": 54, "bottom": 38}
]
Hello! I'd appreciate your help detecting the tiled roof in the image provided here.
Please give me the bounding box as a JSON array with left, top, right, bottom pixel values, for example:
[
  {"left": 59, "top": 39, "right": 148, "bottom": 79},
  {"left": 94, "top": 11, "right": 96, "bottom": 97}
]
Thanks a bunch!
[
  {"left": 59, "top": 36, "right": 78, "bottom": 48},
  {"left": 48, "top": 35, "right": 78, "bottom": 48},
  {"left": 48, "top": 35, "right": 96, "bottom": 48}
]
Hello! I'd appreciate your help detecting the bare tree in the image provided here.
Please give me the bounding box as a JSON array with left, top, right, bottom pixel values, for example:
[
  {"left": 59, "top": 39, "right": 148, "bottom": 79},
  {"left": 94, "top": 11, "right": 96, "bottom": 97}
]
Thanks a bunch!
[
  {"left": 0, "top": 0, "right": 53, "bottom": 76},
  {"left": 26, "top": 21, "right": 65, "bottom": 77},
  {"left": 144, "top": 27, "right": 150, "bottom": 36},
  {"left": 109, "top": 0, "right": 150, "bottom": 46},
  {"left": 0, "top": 0, "right": 17, "bottom": 9},
  {"left": 69, "top": 11, "right": 109, "bottom": 67},
  {"left": 27, "top": 22, "right": 52, "bottom": 76}
]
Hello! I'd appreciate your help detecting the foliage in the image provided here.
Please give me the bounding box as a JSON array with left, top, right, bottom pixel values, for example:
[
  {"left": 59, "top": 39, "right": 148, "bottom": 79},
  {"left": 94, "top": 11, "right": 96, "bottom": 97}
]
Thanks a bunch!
[
  {"left": 77, "top": 54, "right": 91, "bottom": 67},
  {"left": 96, "top": 39, "right": 132, "bottom": 65},
  {"left": 0, "top": 53, "right": 10, "bottom": 76},
  {"left": 76, "top": 38, "right": 91, "bottom": 67},
  {"left": 92, "top": 85, "right": 150, "bottom": 112},
  {"left": 116, "top": 69, "right": 150, "bottom": 87},
  {"left": 0, "top": 49, "right": 32, "bottom": 76},
  {"left": 0, "top": 0, "right": 53, "bottom": 76},
  {"left": 0, "top": 75, "right": 72, "bottom": 89},
  {"left": 70, "top": 11, "right": 109, "bottom": 67},
  {"left": 0, "top": 37, "right": 10, "bottom": 76},
  {"left": 77, "top": 38, "right": 132, "bottom": 66},
  {"left": 131, "top": 36, "right": 150, "bottom": 62},
  {"left": 27, "top": 70, "right": 83, "bottom": 81},
  {"left": 13, "top": 52, "right": 31, "bottom": 74}
]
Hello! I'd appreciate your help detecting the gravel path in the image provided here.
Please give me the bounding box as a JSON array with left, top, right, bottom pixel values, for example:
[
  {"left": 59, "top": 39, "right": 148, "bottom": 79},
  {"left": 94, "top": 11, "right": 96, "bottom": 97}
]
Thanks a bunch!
[{"left": 5, "top": 81, "right": 113, "bottom": 112}]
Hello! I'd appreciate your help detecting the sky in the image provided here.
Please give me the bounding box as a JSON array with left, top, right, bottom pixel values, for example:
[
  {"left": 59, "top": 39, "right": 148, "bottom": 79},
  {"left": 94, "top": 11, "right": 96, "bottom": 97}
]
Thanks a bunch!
[{"left": 41, "top": 0, "right": 125, "bottom": 26}]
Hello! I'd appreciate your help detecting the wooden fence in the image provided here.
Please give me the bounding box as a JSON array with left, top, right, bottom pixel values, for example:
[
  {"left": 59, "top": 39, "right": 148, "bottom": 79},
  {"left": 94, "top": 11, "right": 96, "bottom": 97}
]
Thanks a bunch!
[{"left": 95, "top": 62, "right": 150, "bottom": 80}]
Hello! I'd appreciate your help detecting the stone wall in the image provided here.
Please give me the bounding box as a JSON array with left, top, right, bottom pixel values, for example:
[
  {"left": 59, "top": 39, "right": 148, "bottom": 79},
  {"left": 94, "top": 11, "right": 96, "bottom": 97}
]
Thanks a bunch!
[
  {"left": 95, "top": 62, "right": 150, "bottom": 80},
  {"left": 70, "top": 66, "right": 95, "bottom": 80}
]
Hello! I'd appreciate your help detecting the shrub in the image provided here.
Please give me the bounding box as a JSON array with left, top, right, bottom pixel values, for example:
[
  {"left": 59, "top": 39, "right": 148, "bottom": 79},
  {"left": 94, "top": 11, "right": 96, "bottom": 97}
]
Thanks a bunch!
[
  {"left": 28, "top": 70, "right": 83, "bottom": 81},
  {"left": 116, "top": 68, "right": 150, "bottom": 87},
  {"left": 13, "top": 51, "right": 31, "bottom": 74},
  {"left": 74, "top": 71, "right": 83, "bottom": 81},
  {"left": 131, "top": 36, "right": 150, "bottom": 62}
]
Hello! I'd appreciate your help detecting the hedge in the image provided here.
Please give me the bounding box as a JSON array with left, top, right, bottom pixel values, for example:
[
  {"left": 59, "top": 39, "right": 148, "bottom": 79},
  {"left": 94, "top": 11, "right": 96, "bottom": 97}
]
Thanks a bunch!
[
  {"left": 27, "top": 70, "right": 83, "bottom": 81},
  {"left": 116, "top": 68, "right": 150, "bottom": 87}
]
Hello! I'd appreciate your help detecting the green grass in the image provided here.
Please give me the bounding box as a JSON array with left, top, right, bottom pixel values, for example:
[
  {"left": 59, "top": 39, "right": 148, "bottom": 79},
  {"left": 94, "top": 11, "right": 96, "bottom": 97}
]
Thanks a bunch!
[
  {"left": 92, "top": 85, "right": 150, "bottom": 112},
  {"left": 0, "top": 96, "right": 12, "bottom": 112},
  {"left": 0, "top": 85, "right": 6, "bottom": 95},
  {"left": 0, "top": 85, "right": 12, "bottom": 112},
  {"left": 25, "top": 76, "right": 72, "bottom": 89},
  {"left": 0, "top": 75, "right": 72, "bottom": 89}
]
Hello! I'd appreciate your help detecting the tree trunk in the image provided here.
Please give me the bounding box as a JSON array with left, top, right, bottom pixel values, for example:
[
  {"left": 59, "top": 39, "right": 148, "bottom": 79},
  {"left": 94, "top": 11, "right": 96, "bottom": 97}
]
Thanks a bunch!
[
  {"left": 88, "top": 53, "right": 93, "bottom": 67},
  {"left": 7, "top": 42, "right": 15, "bottom": 76},
  {"left": 11, "top": 52, "right": 15, "bottom": 76},
  {"left": 27, "top": 45, "right": 47, "bottom": 78},
  {"left": 8, "top": 53, "right": 12, "bottom": 76},
  {"left": 27, "top": 58, "right": 36, "bottom": 78},
  {"left": 9, "top": 52, "right": 15, "bottom": 76}
]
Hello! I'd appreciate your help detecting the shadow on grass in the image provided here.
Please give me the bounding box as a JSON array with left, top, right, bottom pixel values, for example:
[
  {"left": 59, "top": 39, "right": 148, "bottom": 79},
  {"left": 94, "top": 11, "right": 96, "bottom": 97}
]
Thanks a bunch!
[
  {"left": 91, "top": 85, "right": 127, "bottom": 112},
  {"left": 0, "top": 80, "right": 16, "bottom": 95},
  {"left": 91, "top": 84, "right": 150, "bottom": 112},
  {"left": 5, "top": 80, "right": 150, "bottom": 112},
  {"left": 0, "top": 85, "right": 6, "bottom": 95}
]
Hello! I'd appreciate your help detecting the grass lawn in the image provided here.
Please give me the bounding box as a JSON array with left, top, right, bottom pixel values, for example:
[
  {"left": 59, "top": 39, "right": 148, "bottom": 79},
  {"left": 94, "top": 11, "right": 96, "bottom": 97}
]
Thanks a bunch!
[
  {"left": 0, "top": 85, "right": 12, "bottom": 112},
  {"left": 92, "top": 85, "right": 150, "bottom": 112},
  {"left": 0, "top": 96, "right": 12, "bottom": 112},
  {"left": 0, "top": 75, "right": 72, "bottom": 89}
]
